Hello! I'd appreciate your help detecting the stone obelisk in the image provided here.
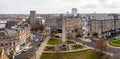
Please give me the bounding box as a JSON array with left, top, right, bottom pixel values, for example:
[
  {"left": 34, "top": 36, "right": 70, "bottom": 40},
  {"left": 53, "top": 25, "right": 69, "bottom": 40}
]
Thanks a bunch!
[{"left": 62, "top": 19, "right": 66, "bottom": 46}]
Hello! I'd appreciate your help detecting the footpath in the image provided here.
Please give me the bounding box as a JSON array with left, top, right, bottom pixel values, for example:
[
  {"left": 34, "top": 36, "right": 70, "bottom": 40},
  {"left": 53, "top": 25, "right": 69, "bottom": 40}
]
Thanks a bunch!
[{"left": 34, "top": 36, "right": 50, "bottom": 59}]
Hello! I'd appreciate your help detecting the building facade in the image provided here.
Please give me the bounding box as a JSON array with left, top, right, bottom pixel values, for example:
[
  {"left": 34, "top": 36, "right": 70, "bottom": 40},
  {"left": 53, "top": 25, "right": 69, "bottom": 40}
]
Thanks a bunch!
[
  {"left": 45, "top": 16, "right": 82, "bottom": 33},
  {"left": 0, "top": 20, "right": 32, "bottom": 54},
  {"left": 90, "top": 19, "right": 120, "bottom": 38},
  {"left": 29, "top": 11, "right": 36, "bottom": 28}
]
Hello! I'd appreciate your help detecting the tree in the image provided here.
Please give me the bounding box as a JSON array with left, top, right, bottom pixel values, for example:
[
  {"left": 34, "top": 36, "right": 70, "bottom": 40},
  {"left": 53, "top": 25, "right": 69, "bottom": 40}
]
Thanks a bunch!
[
  {"left": 94, "top": 38, "right": 108, "bottom": 59},
  {"left": 52, "top": 45, "right": 64, "bottom": 59},
  {"left": 67, "top": 32, "right": 75, "bottom": 40},
  {"left": 31, "top": 24, "right": 45, "bottom": 32},
  {"left": 92, "top": 32, "right": 98, "bottom": 37},
  {"left": 38, "top": 24, "right": 45, "bottom": 31},
  {"left": 26, "top": 56, "right": 31, "bottom": 59}
]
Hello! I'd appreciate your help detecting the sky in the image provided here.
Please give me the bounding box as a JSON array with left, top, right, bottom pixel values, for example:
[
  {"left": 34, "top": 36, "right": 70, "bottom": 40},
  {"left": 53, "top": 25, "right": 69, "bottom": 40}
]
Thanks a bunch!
[{"left": 0, "top": 0, "right": 120, "bottom": 14}]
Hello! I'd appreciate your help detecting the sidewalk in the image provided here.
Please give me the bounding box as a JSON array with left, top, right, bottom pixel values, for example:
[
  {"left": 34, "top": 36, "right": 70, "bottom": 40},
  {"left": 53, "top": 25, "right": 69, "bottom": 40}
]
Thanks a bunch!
[
  {"left": 44, "top": 48, "right": 91, "bottom": 53},
  {"left": 34, "top": 36, "right": 50, "bottom": 59}
]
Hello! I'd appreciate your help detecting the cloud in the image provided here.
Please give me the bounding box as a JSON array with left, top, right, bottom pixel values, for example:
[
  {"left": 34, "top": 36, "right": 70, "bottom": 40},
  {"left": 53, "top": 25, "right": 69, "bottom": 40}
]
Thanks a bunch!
[{"left": 0, "top": 0, "right": 120, "bottom": 14}]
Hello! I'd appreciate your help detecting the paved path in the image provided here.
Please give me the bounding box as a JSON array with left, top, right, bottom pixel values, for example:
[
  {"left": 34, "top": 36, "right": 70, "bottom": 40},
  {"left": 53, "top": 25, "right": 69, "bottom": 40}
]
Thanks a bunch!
[
  {"left": 35, "top": 36, "right": 50, "bottom": 59},
  {"left": 43, "top": 48, "right": 91, "bottom": 53},
  {"left": 71, "top": 38, "right": 120, "bottom": 55}
]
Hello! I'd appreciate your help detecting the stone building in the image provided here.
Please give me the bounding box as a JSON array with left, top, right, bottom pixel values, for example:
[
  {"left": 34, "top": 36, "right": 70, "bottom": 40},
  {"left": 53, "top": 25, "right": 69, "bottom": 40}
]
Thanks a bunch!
[
  {"left": 0, "top": 20, "right": 32, "bottom": 54},
  {"left": 27, "top": 11, "right": 46, "bottom": 29},
  {"left": 65, "top": 18, "right": 82, "bottom": 33},
  {"left": 29, "top": 11, "right": 36, "bottom": 28},
  {"left": 45, "top": 16, "right": 82, "bottom": 33},
  {"left": 88, "top": 14, "right": 120, "bottom": 38}
]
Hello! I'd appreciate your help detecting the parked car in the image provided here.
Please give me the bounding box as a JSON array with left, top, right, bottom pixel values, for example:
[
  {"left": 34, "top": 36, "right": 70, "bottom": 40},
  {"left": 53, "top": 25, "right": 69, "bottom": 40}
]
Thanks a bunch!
[{"left": 15, "top": 52, "right": 21, "bottom": 56}]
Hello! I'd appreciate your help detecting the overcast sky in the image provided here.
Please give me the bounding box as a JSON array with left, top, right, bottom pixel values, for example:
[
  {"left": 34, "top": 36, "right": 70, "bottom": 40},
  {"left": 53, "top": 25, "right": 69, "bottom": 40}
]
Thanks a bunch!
[{"left": 0, "top": 0, "right": 120, "bottom": 14}]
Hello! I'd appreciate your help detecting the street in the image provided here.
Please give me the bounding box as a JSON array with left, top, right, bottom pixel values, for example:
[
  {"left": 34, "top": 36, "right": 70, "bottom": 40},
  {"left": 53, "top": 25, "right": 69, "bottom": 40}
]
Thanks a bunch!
[
  {"left": 72, "top": 38, "right": 120, "bottom": 54},
  {"left": 15, "top": 33, "right": 43, "bottom": 59}
]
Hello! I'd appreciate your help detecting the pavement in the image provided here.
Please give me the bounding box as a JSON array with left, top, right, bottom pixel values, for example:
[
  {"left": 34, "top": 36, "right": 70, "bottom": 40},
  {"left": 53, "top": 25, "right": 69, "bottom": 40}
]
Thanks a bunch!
[
  {"left": 72, "top": 38, "right": 120, "bottom": 55},
  {"left": 35, "top": 36, "right": 50, "bottom": 59},
  {"left": 43, "top": 48, "right": 91, "bottom": 53}
]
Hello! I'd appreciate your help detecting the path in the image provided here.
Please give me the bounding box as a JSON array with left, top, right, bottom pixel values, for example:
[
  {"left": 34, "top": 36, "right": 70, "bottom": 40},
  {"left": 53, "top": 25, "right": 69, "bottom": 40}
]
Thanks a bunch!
[{"left": 35, "top": 36, "right": 49, "bottom": 59}]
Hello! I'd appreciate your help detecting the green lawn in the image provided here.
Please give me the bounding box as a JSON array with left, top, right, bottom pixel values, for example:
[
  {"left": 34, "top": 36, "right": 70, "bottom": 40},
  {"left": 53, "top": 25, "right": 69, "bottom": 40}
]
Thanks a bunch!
[
  {"left": 48, "top": 38, "right": 76, "bottom": 45},
  {"left": 109, "top": 39, "right": 120, "bottom": 47},
  {"left": 41, "top": 50, "right": 99, "bottom": 59},
  {"left": 66, "top": 40, "right": 76, "bottom": 44},
  {"left": 48, "top": 38, "right": 62, "bottom": 45}
]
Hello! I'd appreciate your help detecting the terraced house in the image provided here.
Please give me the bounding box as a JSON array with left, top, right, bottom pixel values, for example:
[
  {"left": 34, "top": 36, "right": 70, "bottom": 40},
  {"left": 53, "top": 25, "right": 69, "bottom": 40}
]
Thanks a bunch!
[{"left": 0, "top": 20, "right": 32, "bottom": 55}]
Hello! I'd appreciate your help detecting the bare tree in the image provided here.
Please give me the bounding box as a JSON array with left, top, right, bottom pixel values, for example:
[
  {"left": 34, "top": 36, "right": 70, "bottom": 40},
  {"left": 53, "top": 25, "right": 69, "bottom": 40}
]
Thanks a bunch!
[
  {"left": 52, "top": 45, "right": 64, "bottom": 59},
  {"left": 94, "top": 38, "right": 108, "bottom": 59},
  {"left": 67, "top": 32, "right": 75, "bottom": 40},
  {"left": 38, "top": 24, "right": 45, "bottom": 32}
]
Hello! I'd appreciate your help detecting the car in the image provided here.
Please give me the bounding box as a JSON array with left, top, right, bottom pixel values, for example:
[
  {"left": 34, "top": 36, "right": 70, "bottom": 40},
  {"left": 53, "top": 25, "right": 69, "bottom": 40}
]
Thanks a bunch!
[
  {"left": 15, "top": 52, "right": 21, "bottom": 56},
  {"left": 23, "top": 48, "right": 29, "bottom": 52},
  {"left": 34, "top": 38, "right": 39, "bottom": 42}
]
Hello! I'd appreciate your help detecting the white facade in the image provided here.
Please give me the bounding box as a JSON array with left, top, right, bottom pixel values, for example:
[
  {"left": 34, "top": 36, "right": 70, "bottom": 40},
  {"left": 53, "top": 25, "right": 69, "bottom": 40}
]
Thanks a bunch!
[{"left": 82, "top": 17, "right": 89, "bottom": 38}]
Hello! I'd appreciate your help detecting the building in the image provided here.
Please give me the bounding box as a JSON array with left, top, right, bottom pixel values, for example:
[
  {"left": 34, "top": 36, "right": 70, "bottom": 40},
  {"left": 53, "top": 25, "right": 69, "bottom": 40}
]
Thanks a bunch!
[
  {"left": 45, "top": 16, "right": 57, "bottom": 30},
  {"left": 28, "top": 11, "right": 46, "bottom": 29},
  {"left": 88, "top": 14, "right": 120, "bottom": 38},
  {"left": 71, "top": 8, "right": 78, "bottom": 17},
  {"left": 65, "top": 18, "right": 82, "bottom": 33},
  {"left": 29, "top": 11, "right": 36, "bottom": 28},
  {"left": 45, "top": 15, "right": 82, "bottom": 33},
  {"left": 0, "top": 20, "right": 32, "bottom": 54}
]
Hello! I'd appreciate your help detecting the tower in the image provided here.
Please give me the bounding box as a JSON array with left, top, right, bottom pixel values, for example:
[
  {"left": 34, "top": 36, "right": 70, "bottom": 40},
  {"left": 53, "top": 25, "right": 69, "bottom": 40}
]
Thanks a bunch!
[
  {"left": 29, "top": 10, "right": 36, "bottom": 28},
  {"left": 71, "top": 8, "right": 78, "bottom": 17}
]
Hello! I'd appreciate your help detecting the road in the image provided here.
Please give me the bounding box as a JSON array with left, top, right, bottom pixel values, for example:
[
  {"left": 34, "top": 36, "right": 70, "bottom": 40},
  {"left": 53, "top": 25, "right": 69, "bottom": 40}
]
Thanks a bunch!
[
  {"left": 15, "top": 33, "right": 43, "bottom": 59},
  {"left": 72, "top": 38, "right": 120, "bottom": 54}
]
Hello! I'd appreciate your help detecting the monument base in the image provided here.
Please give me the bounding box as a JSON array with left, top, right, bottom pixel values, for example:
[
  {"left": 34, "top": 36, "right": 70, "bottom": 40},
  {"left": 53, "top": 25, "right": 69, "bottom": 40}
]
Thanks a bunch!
[{"left": 60, "top": 44, "right": 67, "bottom": 51}]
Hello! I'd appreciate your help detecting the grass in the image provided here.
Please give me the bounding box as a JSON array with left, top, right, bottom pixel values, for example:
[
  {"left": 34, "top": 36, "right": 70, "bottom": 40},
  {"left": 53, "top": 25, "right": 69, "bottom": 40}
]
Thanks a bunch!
[
  {"left": 72, "top": 44, "right": 83, "bottom": 49},
  {"left": 48, "top": 38, "right": 62, "bottom": 45},
  {"left": 66, "top": 40, "right": 76, "bottom": 44},
  {"left": 40, "top": 50, "right": 99, "bottom": 59},
  {"left": 109, "top": 39, "right": 120, "bottom": 47},
  {"left": 48, "top": 38, "right": 76, "bottom": 45},
  {"left": 45, "top": 46, "right": 55, "bottom": 51}
]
